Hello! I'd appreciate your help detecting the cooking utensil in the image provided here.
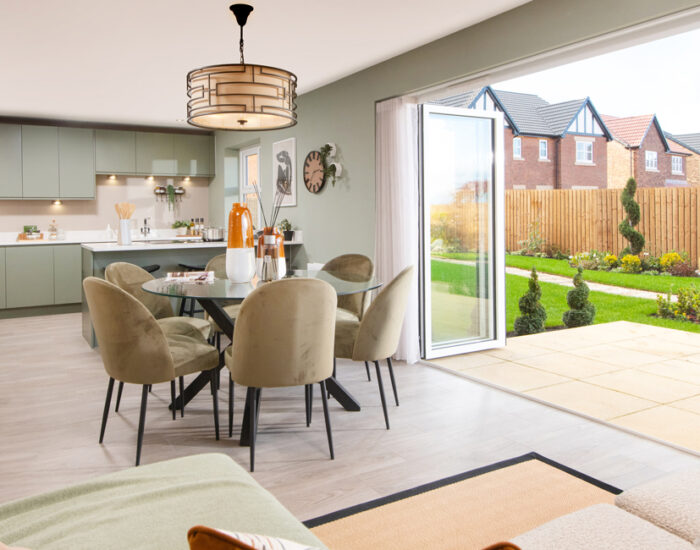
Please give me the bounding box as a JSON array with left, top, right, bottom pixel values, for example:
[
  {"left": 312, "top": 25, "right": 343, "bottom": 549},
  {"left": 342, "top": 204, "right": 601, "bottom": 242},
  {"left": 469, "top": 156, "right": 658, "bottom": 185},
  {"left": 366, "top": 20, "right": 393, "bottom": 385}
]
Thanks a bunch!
[{"left": 202, "top": 227, "right": 224, "bottom": 241}]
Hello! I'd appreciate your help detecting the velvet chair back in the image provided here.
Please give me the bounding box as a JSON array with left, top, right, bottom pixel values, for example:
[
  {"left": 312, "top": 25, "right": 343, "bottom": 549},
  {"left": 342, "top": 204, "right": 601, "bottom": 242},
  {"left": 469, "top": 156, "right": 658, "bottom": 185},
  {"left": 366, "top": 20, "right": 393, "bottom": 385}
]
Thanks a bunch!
[
  {"left": 322, "top": 254, "right": 374, "bottom": 319},
  {"left": 105, "top": 262, "right": 174, "bottom": 319}
]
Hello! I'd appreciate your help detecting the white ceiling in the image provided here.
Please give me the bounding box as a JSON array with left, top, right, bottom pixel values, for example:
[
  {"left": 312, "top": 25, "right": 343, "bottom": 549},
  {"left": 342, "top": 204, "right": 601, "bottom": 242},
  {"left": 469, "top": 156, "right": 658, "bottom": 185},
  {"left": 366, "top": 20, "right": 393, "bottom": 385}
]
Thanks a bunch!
[{"left": 0, "top": 0, "right": 529, "bottom": 128}]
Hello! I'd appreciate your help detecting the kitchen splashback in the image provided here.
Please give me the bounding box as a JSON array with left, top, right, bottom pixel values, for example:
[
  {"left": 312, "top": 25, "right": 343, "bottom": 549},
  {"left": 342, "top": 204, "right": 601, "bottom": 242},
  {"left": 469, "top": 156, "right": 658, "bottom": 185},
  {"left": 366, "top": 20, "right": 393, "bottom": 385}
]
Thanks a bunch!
[{"left": 0, "top": 175, "right": 210, "bottom": 233}]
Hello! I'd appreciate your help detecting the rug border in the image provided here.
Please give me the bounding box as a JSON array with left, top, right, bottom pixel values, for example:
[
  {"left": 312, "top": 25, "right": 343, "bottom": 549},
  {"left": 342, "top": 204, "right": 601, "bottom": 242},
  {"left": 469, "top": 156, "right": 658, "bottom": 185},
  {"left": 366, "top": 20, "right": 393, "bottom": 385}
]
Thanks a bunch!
[{"left": 303, "top": 452, "right": 621, "bottom": 528}]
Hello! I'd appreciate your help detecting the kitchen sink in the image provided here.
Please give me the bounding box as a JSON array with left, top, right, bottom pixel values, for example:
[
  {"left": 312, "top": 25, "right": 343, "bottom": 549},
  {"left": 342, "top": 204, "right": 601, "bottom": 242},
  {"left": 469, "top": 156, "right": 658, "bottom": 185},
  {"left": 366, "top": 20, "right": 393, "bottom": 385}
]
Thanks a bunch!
[{"left": 143, "top": 239, "right": 202, "bottom": 244}]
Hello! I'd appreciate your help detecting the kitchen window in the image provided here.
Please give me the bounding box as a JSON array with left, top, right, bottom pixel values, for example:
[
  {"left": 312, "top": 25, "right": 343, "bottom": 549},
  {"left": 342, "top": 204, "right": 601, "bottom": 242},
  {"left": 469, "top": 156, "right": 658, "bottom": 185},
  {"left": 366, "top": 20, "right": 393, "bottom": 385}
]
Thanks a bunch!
[
  {"left": 672, "top": 156, "right": 683, "bottom": 174},
  {"left": 240, "top": 146, "right": 261, "bottom": 227},
  {"left": 576, "top": 141, "right": 593, "bottom": 164},
  {"left": 513, "top": 137, "right": 522, "bottom": 159},
  {"left": 539, "top": 140, "right": 548, "bottom": 160},
  {"left": 645, "top": 151, "right": 658, "bottom": 171}
]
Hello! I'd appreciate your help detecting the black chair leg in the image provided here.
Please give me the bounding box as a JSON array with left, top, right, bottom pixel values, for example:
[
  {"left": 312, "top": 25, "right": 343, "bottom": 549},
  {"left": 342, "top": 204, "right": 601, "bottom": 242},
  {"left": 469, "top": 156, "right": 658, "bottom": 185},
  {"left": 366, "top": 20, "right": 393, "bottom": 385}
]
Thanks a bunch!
[
  {"left": 319, "top": 380, "right": 334, "bottom": 459},
  {"left": 247, "top": 387, "right": 258, "bottom": 472},
  {"left": 210, "top": 370, "right": 220, "bottom": 440},
  {"left": 374, "top": 361, "right": 390, "bottom": 430},
  {"left": 148, "top": 384, "right": 152, "bottom": 393},
  {"left": 99, "top": 378, "right": 115, "bottom": 443},
  {"left": 228, "top": 377, "right": 234, "bottom": 438},
  {"left": 305, "top": 384, "right": 314, "bottom": 427},
  {"left": 178, "top": 298, "right": 186, "bottom": 316},
  {"left": 328, "top": 358, "right": 336, "bottom": 398},
  {"left": 170, "top": 380, "right": 176, "bottom": 420},
  {"left": 115, "top": 381, "right": 124, "bottom": 412},
  {"left": 179, "top": 376, "right": 185, "bottom": 417},
  {"left": 365, "top": 361, "right": 371, "bottom": 381},
  {"left": 386, "top": 357, "right": 399, "bottom": 406},
  {"left": 135, "top": 385, "right": 149, "bottom": 466}
]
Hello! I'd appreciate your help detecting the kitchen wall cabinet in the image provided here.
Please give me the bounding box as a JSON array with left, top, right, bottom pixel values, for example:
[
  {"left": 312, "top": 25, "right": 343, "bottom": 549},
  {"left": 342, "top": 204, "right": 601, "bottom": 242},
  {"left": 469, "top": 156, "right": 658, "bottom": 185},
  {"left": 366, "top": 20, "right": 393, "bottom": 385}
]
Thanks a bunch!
[
  {"left": 54, "top": 245, "right": 82, "bottom": 304},
  {"left": 0, "top": 248, "right": 5, "bottom": 309},
  {"left": 59, "top": 128, "right": 95, "bottom": 198},
  {"left": 95, "top": 130, "right": 136, "bottom": 174},
  {"left": 6, "top": 246, "right": 55, "bottom": 308},
  {"left": 136, "top": 132, "right": 177, "bottom": 176},
  {"left": 22, "top": 125, "right": 60, "bottom": 199},
  {"left": 174, "top": 134, "right": 213, "bottom": 176},
  {"left": 0, "top": 124, "right": 22, "bottom": 199}
]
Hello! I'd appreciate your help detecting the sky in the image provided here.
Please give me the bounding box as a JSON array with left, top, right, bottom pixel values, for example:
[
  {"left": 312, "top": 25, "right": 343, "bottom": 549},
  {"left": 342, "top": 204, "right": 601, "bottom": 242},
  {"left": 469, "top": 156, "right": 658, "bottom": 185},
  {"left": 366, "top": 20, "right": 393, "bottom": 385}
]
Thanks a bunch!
[{"left": 495, "top": 28, "right": 700, "bottom": 135}]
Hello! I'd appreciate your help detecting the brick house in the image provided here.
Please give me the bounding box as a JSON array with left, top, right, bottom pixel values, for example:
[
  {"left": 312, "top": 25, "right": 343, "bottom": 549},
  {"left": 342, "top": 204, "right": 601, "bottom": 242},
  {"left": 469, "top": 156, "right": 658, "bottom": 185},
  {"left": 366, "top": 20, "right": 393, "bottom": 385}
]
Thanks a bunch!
[
  {"left": 601, "top": 114, "right": 690, "bottom": 188},
  {"left": 436, "top": 86, "right": 612, "bottom": 189},
  {"left": 667, "top": 133, "right": 700, "bottom": 186}
]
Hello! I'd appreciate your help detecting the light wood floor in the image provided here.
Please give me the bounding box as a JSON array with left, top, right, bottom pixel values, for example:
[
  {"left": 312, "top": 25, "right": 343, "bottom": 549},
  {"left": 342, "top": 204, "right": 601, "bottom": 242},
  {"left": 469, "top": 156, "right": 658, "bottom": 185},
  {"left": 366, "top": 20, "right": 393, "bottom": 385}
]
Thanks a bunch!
[{"left": 1, "top": 313, "right": 698, "bottom": 520}]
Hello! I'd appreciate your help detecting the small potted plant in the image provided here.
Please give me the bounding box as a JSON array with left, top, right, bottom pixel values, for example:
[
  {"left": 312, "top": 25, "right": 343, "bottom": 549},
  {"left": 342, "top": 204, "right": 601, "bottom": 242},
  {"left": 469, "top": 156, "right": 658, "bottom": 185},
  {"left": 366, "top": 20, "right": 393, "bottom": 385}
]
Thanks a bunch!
[{"left": 278, "top": 218, "right": 294, "bottom": 241}]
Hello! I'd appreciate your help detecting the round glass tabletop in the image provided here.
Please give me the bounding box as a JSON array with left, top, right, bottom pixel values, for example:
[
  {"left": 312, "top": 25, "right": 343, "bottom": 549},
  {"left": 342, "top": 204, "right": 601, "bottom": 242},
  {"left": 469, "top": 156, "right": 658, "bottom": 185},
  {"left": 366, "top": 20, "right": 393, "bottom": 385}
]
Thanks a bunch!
[{"left": 142, "top": 270, "right": 382, "bottom": 301}]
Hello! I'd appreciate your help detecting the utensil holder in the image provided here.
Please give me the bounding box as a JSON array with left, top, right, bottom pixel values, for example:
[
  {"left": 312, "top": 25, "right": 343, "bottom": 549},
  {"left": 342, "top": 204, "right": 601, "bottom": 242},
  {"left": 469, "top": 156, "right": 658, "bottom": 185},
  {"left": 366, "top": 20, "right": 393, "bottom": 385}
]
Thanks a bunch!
[{"left": 118, "top": 219, "right": 132, "bottom": 245}]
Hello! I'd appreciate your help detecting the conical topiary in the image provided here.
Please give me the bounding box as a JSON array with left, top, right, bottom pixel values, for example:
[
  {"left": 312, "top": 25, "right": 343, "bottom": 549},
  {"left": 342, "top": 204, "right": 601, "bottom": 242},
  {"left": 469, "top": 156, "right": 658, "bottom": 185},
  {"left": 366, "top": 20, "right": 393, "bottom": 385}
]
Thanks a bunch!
[
  {"left": 514, "top": 268, "right": 547, "bottom": 335},
  {"left": 563, "top": 267, "right": 596, "bottom": 328},
  {"left": 618, "top": 177, "right": 645, "bottom": 256}
]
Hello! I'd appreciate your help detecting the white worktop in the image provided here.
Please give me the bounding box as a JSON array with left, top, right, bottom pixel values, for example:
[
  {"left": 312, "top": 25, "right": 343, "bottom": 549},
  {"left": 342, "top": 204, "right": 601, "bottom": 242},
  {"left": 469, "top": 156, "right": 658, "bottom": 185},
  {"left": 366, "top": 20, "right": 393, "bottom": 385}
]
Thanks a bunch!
[
  {"left": 82, "top": 241, "right": 228, "bottom": 252},
  {"left": 0, "top": 229, "right": 198, "bottom": 247}
]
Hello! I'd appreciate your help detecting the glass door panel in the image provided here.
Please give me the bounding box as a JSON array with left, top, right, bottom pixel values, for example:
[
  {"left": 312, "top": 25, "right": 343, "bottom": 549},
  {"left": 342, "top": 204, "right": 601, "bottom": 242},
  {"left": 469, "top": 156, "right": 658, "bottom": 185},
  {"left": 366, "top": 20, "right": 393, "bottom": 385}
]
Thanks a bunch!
[{"left": 421, "top": 105, "right": 505, "bottom": 359}]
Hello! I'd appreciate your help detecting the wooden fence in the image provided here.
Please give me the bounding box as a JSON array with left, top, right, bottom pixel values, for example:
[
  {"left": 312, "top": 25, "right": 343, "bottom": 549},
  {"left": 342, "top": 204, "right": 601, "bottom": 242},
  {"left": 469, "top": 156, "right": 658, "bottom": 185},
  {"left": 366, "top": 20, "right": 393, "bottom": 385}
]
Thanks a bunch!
[{"left": 505, "top": 188, "right": 700, "bottom": 267}]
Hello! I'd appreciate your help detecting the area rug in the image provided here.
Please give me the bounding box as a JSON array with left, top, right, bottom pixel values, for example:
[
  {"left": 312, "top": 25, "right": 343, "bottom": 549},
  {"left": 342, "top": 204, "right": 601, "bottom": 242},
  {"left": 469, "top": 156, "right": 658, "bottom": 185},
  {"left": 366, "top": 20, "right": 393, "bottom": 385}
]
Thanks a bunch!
[{"left": 306, "top": 453, "right": 620, "bottom": 550}]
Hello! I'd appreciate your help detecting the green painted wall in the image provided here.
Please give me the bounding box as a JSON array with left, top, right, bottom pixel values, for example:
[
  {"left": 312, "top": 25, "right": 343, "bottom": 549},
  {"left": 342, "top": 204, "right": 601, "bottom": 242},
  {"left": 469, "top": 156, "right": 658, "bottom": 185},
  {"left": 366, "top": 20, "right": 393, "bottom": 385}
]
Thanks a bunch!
[{"left": 210, "top": 0, "right": 699, "bottom": 263}]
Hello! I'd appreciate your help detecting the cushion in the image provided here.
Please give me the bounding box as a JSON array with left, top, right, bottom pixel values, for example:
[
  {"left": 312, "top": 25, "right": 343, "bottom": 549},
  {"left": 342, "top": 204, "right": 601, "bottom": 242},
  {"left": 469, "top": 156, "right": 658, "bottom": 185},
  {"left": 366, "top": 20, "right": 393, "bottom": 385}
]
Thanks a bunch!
[
  {"left": 0, "top": 453, "right": 326, "bottom": 550},
  {"left": 615, "top": 468, "right": 700, "bottom": 544},
  {"left": 168, "top": 333, "right": 220, "bottom": 377},
  {"left": 160, "top": 316, "right": 212, "bottom": 340},
  {"left": 188, "top": 526, "right": 321, "bottom": 550},
  {"left": 511, "top": 503, "right": 694, "bottom": 550},
  {"left": 335, "top": 308, "right": 359, "bottom": 322},
  {"left": 334, "top": 319, "right": 359, "bottom": 359},
  {"left": 209, "top": 304, "right": 242, "bottom": 334}
]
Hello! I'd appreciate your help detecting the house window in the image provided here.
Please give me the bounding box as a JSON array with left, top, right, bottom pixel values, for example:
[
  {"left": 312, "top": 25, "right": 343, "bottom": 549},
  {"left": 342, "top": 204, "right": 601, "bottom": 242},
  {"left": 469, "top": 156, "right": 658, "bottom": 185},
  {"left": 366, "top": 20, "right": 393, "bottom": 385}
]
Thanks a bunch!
[
  {"left": 645, "top": 151, "right": 658, "bottom": 171},
  {"left": 576, "top": 141, "right": 593, "bottom": 164},
  {"left": 513, "top": 137, "right": 522, "bottom": 159},
  {"left": 672, "top": 156, "right": 683, "bottom": 174},
  {"left": 539, "top": 140, "right": 548, "bottom": 160}
]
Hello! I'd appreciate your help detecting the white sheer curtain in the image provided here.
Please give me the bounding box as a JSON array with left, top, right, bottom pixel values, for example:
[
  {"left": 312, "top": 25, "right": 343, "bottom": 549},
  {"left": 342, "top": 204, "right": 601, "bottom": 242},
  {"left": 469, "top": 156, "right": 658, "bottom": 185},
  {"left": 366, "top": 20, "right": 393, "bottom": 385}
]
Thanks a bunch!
[{"left": 374, "top": 96, "right": 420, "bottom": 363}]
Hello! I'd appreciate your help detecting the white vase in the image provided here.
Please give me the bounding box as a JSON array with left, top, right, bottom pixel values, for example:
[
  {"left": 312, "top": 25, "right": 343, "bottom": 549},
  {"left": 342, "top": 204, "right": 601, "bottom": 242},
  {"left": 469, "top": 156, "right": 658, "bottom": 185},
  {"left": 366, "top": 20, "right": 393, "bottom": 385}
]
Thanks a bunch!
[
  {"left": 118, "top": 219, "right": 132, "bottom": 245},
  {"left": 226, "top": 248, "right": 255, "bottom": 283}
]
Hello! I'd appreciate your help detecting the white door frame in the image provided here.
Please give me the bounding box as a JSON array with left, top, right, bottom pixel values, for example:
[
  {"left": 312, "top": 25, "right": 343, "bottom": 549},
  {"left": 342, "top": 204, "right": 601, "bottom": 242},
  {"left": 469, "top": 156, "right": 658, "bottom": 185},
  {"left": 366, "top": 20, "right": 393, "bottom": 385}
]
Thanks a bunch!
[{"left": 420, "top": 104, "right": 506, "bottom": 359}]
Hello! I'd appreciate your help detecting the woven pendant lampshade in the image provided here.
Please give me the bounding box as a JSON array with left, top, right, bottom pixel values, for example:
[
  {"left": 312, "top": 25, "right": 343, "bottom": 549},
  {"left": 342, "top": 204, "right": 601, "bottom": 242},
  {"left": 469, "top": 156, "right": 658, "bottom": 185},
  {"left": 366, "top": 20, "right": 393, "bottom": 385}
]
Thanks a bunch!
[{"left": 187, "top": 4, "right": 297, "bottom": 131}]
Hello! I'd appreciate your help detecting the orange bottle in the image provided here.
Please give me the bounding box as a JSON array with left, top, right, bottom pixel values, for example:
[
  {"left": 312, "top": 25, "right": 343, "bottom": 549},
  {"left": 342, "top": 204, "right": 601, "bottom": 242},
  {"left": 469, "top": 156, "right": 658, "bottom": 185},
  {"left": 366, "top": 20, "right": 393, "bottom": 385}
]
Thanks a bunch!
[{"left": 226, "top": 203, "right": 255, "bottom": 282}]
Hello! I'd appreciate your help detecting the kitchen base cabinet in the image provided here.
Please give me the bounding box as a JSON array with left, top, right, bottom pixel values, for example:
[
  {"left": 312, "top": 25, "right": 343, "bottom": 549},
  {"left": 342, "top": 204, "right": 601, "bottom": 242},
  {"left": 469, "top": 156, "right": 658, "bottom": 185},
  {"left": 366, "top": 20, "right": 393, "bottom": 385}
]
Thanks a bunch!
[
  {"left": 54, "top": 245, "right": 82, "bottom": 304},
  {"left": 6, "top": 246, "right": 55, "bottom": 308}
]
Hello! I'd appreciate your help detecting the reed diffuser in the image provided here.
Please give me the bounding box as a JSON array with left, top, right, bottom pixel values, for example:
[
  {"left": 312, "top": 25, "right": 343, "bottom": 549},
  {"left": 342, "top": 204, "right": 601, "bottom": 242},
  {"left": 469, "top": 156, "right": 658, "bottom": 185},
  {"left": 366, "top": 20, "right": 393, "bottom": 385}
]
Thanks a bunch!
[{"left": 253, "top": 182, "right": 286, "bottom": 281}]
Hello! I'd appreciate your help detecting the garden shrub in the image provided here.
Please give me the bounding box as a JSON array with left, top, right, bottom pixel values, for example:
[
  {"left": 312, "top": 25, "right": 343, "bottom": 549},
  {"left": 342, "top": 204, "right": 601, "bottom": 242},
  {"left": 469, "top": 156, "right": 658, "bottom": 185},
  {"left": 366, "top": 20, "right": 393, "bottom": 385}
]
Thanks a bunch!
[
  {"left": 657, "top": 286, "right": 700, "bottom": 323},
  {"left": 618, "top": 177, "right": 645, "bottom": 255},
  {"left": 660, "top": 252, "right": 684, "bottom": 272},
  {"left": 563, "top": 267, "right": 596, "bottom": 327},
  {"left": 517, "top": 219, "right": 546, "bottom": 256},
  {"left": 514, "top": 268, "right": 547, "bottom": 335},
  {"left": 670, "top": 261, "right": 697, "bottom": 278},
  {"left": 621, "top": 254, "right": 642, "bottom": 273},
  {"left": 603, "top": 254, "right": 619, "bottom": 269},
  {"left": 569, "top": 250, "right": 605, "bottom": 270}
]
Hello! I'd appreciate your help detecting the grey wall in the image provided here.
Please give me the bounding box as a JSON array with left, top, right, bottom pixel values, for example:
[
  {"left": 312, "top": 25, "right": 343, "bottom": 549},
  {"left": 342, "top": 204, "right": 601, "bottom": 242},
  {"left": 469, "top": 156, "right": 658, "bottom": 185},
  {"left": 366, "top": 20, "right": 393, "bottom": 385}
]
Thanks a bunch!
[{"left": 210, "top": 0, "right": 699, "bottom": 263}]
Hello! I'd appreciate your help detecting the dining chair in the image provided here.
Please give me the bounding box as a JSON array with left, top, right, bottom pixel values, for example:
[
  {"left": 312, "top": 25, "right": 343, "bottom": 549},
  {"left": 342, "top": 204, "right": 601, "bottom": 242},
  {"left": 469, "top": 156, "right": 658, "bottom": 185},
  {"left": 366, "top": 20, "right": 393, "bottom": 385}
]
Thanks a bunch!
[
  {"left": 322, "top": 254, "right": 375, "bottom": 380},
  {"left": 225, "top": 278, "right": 337, "bottom": 471},
  {"left": 105, "top": 262, "right": 214, "bottom": 414},
  {"left": 83, "top": 277, "right": 221, "bottom": 466},
  {"left": 333, "top": 265, "right": 414, "bottom": 429}
]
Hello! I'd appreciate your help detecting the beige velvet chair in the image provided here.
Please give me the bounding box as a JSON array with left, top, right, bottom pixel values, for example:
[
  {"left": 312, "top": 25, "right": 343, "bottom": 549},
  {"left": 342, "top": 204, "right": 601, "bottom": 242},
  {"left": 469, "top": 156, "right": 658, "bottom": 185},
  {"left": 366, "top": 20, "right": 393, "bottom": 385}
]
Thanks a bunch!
[
  {"left": 225, "top": 278, "right": 337, "bottom": 471},
  {"left": 334, "top": 265, "right": 414, "bottom": 429},
  {"left": 322, "top": 254, "right": 375, "bottom": 380},
  {"left": 83, "top": 277, "right": 221, "bottom": 466}
]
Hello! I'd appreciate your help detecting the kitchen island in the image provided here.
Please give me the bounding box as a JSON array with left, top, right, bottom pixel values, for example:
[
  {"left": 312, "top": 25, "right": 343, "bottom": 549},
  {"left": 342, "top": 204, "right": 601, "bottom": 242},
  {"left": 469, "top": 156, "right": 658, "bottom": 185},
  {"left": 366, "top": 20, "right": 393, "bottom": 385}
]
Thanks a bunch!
[{"left": 81, "top": 240, "right": 227, "bottom": 347}]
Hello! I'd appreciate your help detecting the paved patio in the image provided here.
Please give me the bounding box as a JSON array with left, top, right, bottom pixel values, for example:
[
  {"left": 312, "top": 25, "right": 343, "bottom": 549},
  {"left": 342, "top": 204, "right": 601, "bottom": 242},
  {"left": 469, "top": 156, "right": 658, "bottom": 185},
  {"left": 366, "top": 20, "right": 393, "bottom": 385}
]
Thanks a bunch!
[{"left": 429, "top": 321, "right": 700, "bottom": 453}]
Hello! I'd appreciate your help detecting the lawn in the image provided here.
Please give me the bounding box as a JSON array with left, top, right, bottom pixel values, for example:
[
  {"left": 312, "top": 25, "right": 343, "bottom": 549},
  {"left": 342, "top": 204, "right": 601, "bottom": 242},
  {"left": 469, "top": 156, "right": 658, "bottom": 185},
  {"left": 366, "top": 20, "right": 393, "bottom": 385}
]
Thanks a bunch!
[
  {"left": 433, "top": 252, "right": 698, "bottom": 295},
  {"left": 431, "top": 259, "right": 700, "bottom": 334}
]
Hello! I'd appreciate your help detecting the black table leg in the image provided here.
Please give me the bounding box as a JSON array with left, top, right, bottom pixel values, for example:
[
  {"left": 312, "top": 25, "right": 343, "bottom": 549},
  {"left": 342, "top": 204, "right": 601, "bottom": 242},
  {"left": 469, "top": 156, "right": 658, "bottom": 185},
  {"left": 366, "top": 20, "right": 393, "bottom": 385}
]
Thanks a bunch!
[
  {"left": 325, "top": 376, "right": 361, "bottom": 411},
  {"left": 170, "top": 298, "right": 235, "bottom": 412}
]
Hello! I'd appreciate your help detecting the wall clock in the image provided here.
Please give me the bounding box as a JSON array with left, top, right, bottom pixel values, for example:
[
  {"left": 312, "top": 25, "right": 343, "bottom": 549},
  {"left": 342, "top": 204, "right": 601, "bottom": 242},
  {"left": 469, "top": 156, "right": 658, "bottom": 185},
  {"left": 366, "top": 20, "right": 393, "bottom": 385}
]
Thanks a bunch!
[{"left": 303, "top": 150, "right": 325, "bottom": 193}]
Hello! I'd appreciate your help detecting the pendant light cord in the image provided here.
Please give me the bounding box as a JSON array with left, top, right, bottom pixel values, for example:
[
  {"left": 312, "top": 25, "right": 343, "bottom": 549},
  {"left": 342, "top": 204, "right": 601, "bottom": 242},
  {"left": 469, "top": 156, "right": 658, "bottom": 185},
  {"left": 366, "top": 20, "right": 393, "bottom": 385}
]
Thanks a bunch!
[{"left": 239, "top": 25, "right": 245, "bottom": 64}]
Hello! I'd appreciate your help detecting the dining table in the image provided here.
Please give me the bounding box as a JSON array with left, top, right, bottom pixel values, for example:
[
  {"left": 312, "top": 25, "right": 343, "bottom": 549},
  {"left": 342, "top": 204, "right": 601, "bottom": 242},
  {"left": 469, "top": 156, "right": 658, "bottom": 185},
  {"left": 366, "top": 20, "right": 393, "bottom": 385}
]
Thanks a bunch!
[{"left": 142, "top": 269, "right": 382, "bottom": 445}]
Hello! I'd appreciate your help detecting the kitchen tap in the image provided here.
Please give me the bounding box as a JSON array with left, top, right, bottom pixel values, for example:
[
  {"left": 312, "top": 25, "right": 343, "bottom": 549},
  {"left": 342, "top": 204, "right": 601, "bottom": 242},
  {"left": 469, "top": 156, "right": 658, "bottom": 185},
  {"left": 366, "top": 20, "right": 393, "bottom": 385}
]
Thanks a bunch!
[{"left": 140, "top": 218, "right": 151, "bottom": 238}]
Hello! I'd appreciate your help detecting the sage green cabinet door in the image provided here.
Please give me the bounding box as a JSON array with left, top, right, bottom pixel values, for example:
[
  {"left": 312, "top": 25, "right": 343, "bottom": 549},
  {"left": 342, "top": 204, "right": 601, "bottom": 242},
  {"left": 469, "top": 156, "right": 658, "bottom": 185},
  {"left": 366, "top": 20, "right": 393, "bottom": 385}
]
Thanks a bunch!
[
  {"left": 95, "top": 130, "right": 136, "bottom": 174},
  {"left": 6, "top": 246, "right": 54, "bottom": 308},
  {"left": 22, "top": 125, "right": 59, "bottom": 198},
  {"left": 174, "top": 134, "right": 212, "bottom": 176},
  {"left": 136, "top": 132, "right": 176, "bottom": 175},
  {"left": 54, "top": 244, "right": 82, "bottom": 304},
  {"left": 59, "top": 128, "right": 95, "bottom": 198},
  {"left": 0, "top": 248, "right": 5, "bottom": 309},
  {"left": 0, "top": 124, "right": 22, "bottom": 198}
]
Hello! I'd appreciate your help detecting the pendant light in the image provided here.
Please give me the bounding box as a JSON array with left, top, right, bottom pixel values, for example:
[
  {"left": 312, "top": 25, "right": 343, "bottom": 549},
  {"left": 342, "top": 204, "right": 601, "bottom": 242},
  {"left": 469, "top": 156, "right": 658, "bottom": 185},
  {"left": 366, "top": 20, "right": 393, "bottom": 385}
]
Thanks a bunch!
[{"left": 186, "top": 4, "right": 297, "bottom": 131}]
